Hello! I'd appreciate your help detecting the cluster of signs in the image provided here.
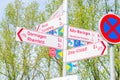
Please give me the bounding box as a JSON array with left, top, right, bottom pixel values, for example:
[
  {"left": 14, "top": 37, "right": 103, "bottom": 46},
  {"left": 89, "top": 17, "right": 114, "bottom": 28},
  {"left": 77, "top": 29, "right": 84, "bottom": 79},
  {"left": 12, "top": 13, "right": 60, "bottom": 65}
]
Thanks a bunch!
[
  {"left": 16, "top": 3, "right": 108, "bottom": 68},
  {"left": 16, "top": 2, "right": 120, "bottom": 80}
]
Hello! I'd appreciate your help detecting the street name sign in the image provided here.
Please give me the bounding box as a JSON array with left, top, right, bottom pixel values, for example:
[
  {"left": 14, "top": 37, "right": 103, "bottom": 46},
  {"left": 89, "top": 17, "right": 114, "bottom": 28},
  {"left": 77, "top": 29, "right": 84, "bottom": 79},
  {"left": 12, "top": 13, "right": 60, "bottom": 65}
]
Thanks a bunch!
[
  {"left": 36, "top": 15, "right": 64, "bottom": 33},
  {"left": 66, "top": 41, "right": 107, "bottom": 62},
  {"left": 16, "top": 27, "right": 63, "bottom": 49},
  {"left": 68, "top": 27, "right": 103, "bottom": 43}
]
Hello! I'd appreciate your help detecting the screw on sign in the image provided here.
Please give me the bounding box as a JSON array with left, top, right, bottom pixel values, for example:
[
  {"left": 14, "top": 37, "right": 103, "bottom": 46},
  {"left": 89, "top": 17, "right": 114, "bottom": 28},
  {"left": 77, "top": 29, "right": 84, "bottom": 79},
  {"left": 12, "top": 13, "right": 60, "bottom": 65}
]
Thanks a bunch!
[{"left": 99, "top": 13, "right": 120, "bottom": 44}]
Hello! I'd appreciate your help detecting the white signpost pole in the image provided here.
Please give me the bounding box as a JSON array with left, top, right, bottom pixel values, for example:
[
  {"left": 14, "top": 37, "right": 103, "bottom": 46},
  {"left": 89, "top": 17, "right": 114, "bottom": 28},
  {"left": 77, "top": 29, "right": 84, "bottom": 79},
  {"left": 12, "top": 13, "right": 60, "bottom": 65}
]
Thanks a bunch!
[
  {"left": 110, "top": 44, "right": 115, "bottom": 80},
  {"left": 108, "top": 11, "right": 115, "bottom": 80},
  {"left": 63, "top": 0, "right": 68, "bottom": 76}
]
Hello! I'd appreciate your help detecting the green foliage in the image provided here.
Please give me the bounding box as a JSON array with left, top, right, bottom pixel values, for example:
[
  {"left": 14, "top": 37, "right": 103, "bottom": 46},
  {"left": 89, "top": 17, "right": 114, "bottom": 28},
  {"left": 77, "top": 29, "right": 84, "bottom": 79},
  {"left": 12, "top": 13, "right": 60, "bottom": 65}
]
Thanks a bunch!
[
  {"left": 46, "top": 0, "right": 63, "bottom": 19},
  {"left": 68, "top": 0, "right": 120, "bottom": 80},
  {"left": 0, "top": 0, "right": 120, "bottom": 80}
]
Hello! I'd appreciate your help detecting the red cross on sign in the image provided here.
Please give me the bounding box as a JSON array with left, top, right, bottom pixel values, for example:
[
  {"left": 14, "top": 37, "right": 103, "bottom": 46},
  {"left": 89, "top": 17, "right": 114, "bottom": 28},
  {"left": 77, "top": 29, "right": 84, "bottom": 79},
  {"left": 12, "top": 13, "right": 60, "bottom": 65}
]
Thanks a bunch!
[{"left": 99, "top": 13, "right": 120, "bottom": 44}]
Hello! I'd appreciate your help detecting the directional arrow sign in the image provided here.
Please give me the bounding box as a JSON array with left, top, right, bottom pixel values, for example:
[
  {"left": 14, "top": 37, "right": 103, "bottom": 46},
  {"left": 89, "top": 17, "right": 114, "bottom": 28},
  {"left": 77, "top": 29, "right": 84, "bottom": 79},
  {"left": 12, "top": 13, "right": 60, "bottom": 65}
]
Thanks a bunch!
[
  {"left": 50, "top": 4, "right": 63, "bottom": 20},
  {"left": 68, "top": 27, "right": 103, "bottom": 43},
  {"left": 36, "top": 15, "right": 64, "bottom": 33},
  {"left": 16, "top": 27, "right": 63, "bottom": 49},
  {"left": 66, "top": 41, "right": 107, "bottom": 62}
]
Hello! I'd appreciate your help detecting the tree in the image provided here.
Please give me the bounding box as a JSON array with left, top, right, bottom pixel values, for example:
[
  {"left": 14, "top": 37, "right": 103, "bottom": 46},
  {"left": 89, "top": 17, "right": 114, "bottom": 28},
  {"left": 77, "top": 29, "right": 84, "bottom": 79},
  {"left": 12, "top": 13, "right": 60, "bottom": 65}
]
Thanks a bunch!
[
  {"left": 0, "top": 0, "right": 120, "bottom": 80},
  {"left": 0, "top": 0, "right": 49, "bottom": 80},
  {"left": 67, "top": 0, "right": 119, "bottom": 80}
]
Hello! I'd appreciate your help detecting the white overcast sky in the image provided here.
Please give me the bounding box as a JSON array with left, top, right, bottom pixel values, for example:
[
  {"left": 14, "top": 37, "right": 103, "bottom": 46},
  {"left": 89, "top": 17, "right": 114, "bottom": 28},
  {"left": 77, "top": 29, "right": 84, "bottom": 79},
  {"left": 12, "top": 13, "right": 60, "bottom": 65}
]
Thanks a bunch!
[
  {"left": 0, "top": 0, "right": 116, "bottom": 22},
  {"left": 0, "top": 0, "right": 48, "bottom": 22}
]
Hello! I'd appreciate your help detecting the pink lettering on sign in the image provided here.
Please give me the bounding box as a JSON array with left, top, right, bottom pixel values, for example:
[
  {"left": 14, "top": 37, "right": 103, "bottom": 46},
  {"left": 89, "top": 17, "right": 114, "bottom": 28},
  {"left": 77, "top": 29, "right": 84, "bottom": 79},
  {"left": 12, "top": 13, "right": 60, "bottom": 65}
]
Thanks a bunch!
[
  {"left": 27, "top": 37, "right": 45, "bottom": 44},
  {"left": 76, "top": 47, "right": 87, "bottom": 53},
  {"left": 68, "top": 27, "right": 103, "bottom": 43},
  {"left": 77, "top": 30, "right": 90, "bottom": 36},
  {"left": 93, "top": 44, "right": 104, "bottom": 51},
  {"left": 68, "top": 47, "right": 87, "bottom": 55},
  {"left": 42, "top": 23, "right": 48, "bottom": 28},
  {"left": 58, "top": 37, "right": 62, "bottom": 42},
  {"left": 69, "top": 35, "right": 89, "bottom": 41},
  {"left": 36, "top": 15, "right": 64, "bottom": 33},
  {"left": 59, "top": 22, "right": 63, "bottom": 26},
  {"left": 57, "top": 37, "right": 63, "bottom": 49},
  {"left": 27, "top": 31, "right": 46, "bottom": 39},
  {"left": 58, "top": 43, "right": 62, "bottom": 48},
  {"left": 68, "top": 51, "right": 75, "bottom": 55},
  {"left": 70, "top": 28, "right": 76, "bottom": 33},
  {"left": 42, "top": 26, "right": 54, "bottom": 32}
]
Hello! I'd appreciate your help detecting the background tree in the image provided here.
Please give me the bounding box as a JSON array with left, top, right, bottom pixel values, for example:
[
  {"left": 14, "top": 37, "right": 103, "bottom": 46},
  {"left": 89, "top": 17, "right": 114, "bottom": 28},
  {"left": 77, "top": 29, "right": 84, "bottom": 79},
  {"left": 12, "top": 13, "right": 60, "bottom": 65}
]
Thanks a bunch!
[{"left": 0, "top": 0, "right": 120, "bottom": 80}]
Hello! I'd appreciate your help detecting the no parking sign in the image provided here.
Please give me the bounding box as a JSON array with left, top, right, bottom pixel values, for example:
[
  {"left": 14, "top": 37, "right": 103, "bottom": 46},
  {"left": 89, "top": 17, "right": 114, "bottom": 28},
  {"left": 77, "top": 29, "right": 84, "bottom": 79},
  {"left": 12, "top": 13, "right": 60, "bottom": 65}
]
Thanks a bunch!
[{"left": 99, "top": 13, "right": 120, "bottom": 44}]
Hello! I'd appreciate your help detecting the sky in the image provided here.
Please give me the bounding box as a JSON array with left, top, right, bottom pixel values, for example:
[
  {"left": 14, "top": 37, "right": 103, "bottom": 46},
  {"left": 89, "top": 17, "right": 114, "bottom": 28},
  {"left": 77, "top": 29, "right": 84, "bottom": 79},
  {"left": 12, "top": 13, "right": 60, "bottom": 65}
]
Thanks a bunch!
[
  {"left": 0, "top": 0, "right": 48, "bottom": 22},
  {"left": 0, "top": 0, "right": 13, "bottom": 21},
  {"left": 0, "top": 0, "right": 116, "bottom": 22}
]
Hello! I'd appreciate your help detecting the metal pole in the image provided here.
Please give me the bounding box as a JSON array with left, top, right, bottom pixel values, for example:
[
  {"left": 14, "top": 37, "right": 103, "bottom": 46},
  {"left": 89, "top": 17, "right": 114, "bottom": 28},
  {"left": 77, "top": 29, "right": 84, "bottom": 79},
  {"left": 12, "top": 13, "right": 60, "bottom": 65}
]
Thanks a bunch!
[
  {"left": 108, "top": 11, "right": 115, "bottom": 80},
  {"left": 109, "top": 44, "right": 115, "bottom": 80},
  {"left": 63, "top": 0, "right": 68, "bottom": 76}
]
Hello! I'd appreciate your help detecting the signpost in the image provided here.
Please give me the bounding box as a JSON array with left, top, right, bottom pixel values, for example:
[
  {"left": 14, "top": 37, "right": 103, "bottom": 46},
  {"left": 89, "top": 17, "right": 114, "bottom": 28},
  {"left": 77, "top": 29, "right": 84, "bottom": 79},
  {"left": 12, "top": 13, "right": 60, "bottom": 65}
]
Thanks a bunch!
[
  {"left": 36, "top": 15, "right": 65, "bottom": 33},
  {"left": 50, "top": 75, "right": 78, "bottom": 80},
  {"left": 16, "top": 27, "right": 63, "bottom": 49},
  {"left": 15, "top": 0, "right": 110, "bottom": 79},
  {"left": 68, "top": 26, "right": 103, "bottom": 43},
  {"left": 63, "top": 0, "right": 68, "bottom": 76},
  {"left": 66, "top": 41, "right": 107, "bottom": 62}
]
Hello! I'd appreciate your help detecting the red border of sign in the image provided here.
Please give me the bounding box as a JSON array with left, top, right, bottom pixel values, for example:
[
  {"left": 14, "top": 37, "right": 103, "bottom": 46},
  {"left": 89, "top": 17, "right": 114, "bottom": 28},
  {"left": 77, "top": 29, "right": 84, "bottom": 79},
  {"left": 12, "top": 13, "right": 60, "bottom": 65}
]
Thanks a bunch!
[{"left": 99, "top": 13, "right": 120, "bottom": 44}]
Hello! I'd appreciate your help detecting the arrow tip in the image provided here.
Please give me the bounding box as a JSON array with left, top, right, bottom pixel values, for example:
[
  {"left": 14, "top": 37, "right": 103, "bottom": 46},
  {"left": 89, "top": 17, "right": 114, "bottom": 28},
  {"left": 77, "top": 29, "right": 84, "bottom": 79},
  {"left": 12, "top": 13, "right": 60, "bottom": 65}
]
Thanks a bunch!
[
  {"left": 101, "top": 41, "right": 106, "bottom": 55},
  {"left": 17, "top": 28, "right": 23, "bottom": 42}
]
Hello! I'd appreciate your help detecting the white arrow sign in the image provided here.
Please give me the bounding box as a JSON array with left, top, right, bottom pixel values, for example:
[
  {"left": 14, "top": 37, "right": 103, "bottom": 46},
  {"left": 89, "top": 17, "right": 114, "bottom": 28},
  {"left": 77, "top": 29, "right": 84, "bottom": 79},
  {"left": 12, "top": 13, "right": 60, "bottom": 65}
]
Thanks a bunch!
[
  {"left": 36, "top": 15, "right": 64, "bottom": 33},
  {"left": 50, "top": 75, "right": 78, "bottom": 80},
  {"left": 50, "top": 4, "right": 63, "bottom": 20},
  {"left": 16, "top": 27, "right": 63, "bottom": 49},
  {"left": 68, "top": 27, "right": 103, "bottom": 43},
  {"left": 66, "top": 41, "right": 107, "bottom": 62}
]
